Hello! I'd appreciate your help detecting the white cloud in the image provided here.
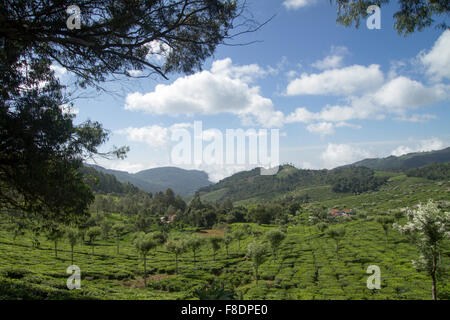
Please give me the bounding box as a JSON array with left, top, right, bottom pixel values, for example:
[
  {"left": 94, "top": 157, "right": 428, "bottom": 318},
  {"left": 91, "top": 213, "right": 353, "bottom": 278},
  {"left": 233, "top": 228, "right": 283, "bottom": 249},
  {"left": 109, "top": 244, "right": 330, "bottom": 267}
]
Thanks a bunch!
[
  {"left": 145, "top": 40, "right": 172, "bottom": 62},
  {"left": 116, "top": 125, "right": 169, "bottom": 147},
  {"left": 50, "top": 64, "right": 67, "bottom": 78},
  {"left": 285, "top": 107, "right": 317, "bottom": 123},
  {"left": 391, "top": 137, "right": 447, "bottom": 156},
  {"left": 127, "top": 69, "right": 143, "bottom": 77},
  {"left": 283, "top": 0, "right": 317, "bottom": 10},
  {"left": 312, "top": 46, "right": 349, "bottom": 70},
  {"left": 421, "top": 30, "right": 450, "bottom": 81},
  {"left": 306, "top": 122, "right": 335, "bottom": 136},
  {"left": 286, "top": 64, "right": 384, "bottom": 96},
  {"left": 373, "top": 76, "right": 448, "bottom": 109},
  {"left": 124, "top": 58, "right": 284, "bottom": 127},
  {"left": 321, "top": 144, "right": 372, "bottom": 168},
  {"left": 394, "top": 114, "right": 437, "bottom": 123},
  {"left": 60, "top": 104, "right": 79, "bottom": 115},
  {"left": 210, "top": 58, "right": 267, "bottom": 83}
]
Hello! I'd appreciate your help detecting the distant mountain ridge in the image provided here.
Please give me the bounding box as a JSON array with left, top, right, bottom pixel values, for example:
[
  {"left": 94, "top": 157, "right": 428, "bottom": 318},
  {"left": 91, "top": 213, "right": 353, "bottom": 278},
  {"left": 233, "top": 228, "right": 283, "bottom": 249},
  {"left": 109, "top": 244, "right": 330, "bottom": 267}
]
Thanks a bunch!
[
  {"left": 86, "top": 165, "right": 212, "bottom": 197},
  {"left": 344, "top": 147, "right": 450, "bottom": 171},
  {"left": 198, "top": 147, "right": 450, "bottom": 204}
]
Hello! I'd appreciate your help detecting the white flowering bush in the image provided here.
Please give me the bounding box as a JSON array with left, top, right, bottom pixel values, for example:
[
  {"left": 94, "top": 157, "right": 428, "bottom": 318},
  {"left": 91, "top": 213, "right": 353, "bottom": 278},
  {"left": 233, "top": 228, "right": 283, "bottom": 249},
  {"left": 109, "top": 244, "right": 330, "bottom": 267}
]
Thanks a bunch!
[{"left": 393, "top": 199, "right": 449, "bottom": 300}]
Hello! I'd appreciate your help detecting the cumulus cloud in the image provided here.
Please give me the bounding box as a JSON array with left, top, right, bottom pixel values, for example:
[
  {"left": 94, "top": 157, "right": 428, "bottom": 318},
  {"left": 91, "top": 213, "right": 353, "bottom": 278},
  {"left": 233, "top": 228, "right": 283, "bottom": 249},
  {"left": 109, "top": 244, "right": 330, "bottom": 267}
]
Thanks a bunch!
[
  {"left": 283, "top": 0, "right": 317, "bottom": 10},
  {"left": 116, "top": 125, "right": 169, "bottom": 147},
  {"left": 321, "top": 144, "right": 372, "bottom": 168},
  {"left": 285, "top": 75, "right": 448, "bottom": 128},
  {"left": 124, "top": 58, "right": 283, "bottom": 127},
  {"left": 306, "top": 122, "right": 335, "bottom": 136},
  {"left": 286, "top": 64, "right": 384, "bottom": 96},
  {"left": 373, "top": 76, "right": 448, "bottom": 109},
  {"left": 420, "top": 30, "right": 450, "bottom": 81},
  {"left": 311, "top": 46, "right": 349, "bottom": 70},
  {"left": 391, "top": 137, "right": 447, "bottom": 156}
]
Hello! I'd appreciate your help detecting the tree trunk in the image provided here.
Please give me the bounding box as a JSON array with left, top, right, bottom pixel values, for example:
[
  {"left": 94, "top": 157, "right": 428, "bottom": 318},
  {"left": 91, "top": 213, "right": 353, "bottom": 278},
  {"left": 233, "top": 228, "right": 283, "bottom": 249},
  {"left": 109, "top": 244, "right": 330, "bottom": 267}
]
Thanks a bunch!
[
  {"left": 431, "top": 254, "right": 437, "bottom": 300},
  {"left": 71, "top": 246, "right": 74, "bottom": 265},
  {"left": 255, "top": 265, "right": 259, "bottom": 286},
  {"left": 116, "top": 238, "right": 120, "bottom": 254},
  {"left": 54, "top": 241, "right": 58, "bottom": 258},
  {"left": 175, "top": 254, "right": 178, "bottom": 274},
  {"left": 143, "top": 255, "right": 147, "bottom": 287}
]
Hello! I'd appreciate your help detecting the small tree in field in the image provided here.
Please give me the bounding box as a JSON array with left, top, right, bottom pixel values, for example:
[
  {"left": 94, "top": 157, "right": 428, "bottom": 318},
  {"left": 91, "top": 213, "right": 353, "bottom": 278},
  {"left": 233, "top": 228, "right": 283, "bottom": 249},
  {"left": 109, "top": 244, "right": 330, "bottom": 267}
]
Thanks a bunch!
[
  {"left": 394, "top": 200, "right": 449, "bottom": 300},
  {"left": 209, "top": 236, "right": 223, "bottom": 261},
  {"left": 112, "top": 223, "right": 126, "bottom": 254},
  {"left": 247, "top": 241, "right": 266, "bottom": 286},
  {"left": 134, "top": 232, "right": 157, "bottom": 287},
  {"left": 377, "top": 216, "right": 394, "bottom": 246},
  {"left": 327, "top": 226, "right": 346, "bottom": 258},
  {"left": 166, "top": 239, "right": 187, "bottom": 274},
  {"left": 233, "top": 229, "right": 245, "bottom": 251},
  {"left": 86, "top": 226, "right": 101, "bottom": 255},
  {"left": 186, "top": 236, "right": 205, "bottom": 265},
  {"left": 65, "top": 227, "right": 80, "bottom": 265},
  {"left": 7, "top": 220, "right": 26, "bottom": 242},
  {"left": 224, "top": 233, "right": 233, "bottom": 257},
  {"left": 46, "top": 227, "right": 65, "bottom": 258},
  {"left": 265, "top": 229, "right": 286, "bottom": 260}
]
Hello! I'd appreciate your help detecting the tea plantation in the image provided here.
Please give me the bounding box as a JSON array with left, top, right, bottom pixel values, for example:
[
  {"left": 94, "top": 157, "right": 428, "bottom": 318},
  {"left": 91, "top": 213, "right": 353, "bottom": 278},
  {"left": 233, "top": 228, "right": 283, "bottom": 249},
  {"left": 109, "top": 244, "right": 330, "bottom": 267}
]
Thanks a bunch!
[{"left": 0, "top": 174, "right": 449, "bottom": 300}]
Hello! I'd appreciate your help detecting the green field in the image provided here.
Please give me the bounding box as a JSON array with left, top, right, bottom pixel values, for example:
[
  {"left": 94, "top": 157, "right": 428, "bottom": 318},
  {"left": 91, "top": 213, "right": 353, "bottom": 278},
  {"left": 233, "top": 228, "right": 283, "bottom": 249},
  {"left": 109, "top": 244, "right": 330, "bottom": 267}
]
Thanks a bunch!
[{"left": 1, "top": 175, "right": 449, "bottom": 300}]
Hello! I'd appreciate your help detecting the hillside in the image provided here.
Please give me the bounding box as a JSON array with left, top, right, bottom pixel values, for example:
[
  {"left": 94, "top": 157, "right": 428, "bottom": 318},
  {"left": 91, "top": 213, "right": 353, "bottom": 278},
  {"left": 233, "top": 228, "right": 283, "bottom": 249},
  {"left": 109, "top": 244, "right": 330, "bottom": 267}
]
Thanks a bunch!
[
  {"left": 198, "top": 165, "right": 389, "bottom": 204},
  {"left": 346, "top": 147, "right": 450, "bottom": 171},
  {"left": 80, "top": 166, "right": 141, "bottom": 195},
  {"left": 87, "top": 165, "right": 212, "bottom": 197}
]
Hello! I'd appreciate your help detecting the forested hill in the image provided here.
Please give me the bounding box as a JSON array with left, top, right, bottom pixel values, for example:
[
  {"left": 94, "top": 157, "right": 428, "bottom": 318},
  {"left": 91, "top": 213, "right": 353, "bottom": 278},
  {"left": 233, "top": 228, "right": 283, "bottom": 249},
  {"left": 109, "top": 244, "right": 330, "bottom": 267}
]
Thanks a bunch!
[
  {"left": 198, "top": 165, "right": 388, "bottom": 204},
  {"left": 80, "top": 166, "right": 141, "bottom": 195},
  {"left": 345, "top": 147, "right": 450, "bottom": 171},
  {"left": 86, "top": 165, "right": 212, "bottom": 197}
]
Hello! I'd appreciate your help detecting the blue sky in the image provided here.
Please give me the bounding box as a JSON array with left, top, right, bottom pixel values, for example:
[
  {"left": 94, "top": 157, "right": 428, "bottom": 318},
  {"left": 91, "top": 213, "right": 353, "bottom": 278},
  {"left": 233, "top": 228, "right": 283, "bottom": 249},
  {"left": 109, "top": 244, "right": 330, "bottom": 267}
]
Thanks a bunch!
[{"left": 57, "top": 0, "right": 450, "bottom": 182}]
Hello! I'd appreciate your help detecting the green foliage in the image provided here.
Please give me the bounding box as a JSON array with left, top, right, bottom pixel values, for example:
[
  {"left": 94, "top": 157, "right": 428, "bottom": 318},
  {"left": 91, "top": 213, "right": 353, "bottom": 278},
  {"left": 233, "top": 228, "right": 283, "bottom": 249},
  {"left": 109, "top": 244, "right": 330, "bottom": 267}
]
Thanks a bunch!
[
  {"left": 349, "top": 148, "right": 450, "bottom": 171},
  {"left": 331, "top": 167, "right": 387, "bottom": 194},
  {"left": 193, "top": 281, "right": 238, "bottom": 300},
  {"left": 265, "top": 229, "right": 286, "bottom": 260},
  {"left": 406, "top": 162, "right": 450, "bottom": 181},
  {"left": 186, "top": 236, "right": 205, "bottom": 263},
  {"left": 247, "top": 241, "right": 266, "bottom": 285},
  {"left": 326, "top": 226, "right": 346, "bottom": 257},
  {"left": 166, "top": 239, "right": 188, "bottom": 274},
  {"left": 333, "top": 0, "right": 449, "bottom": 36},
  {"left": 209, "top": 236, "right": 223, "bottom": 261},
  {"left": 394, "top": 200, "right": 450, "bottom": 300}
]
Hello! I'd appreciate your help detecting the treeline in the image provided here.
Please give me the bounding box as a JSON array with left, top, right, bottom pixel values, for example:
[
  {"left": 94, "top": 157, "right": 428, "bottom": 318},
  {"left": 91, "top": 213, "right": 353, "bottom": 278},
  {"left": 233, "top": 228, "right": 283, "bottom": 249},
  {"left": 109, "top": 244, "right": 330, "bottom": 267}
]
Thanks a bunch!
[
  {"left": 80, "top": 166, "right": 140, "bottom": 195},
  {"left": 330, "top": 167, "right": 388, "bottom": 194},
  {"left": 199, "top": 165, "right": 387, "bottom": 202},
  {"left": 406, "top": 162, "right": 450, "bottom": 180}
]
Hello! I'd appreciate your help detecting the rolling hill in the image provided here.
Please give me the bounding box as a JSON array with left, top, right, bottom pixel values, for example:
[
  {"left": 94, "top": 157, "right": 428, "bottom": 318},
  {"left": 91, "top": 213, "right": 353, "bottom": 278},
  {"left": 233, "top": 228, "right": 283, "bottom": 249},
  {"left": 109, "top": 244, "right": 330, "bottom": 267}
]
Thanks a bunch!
[
  {"left": 198, "top": 147, "right": 450, "bottom": 205},
  {"left": 87, "top": 165, "right": 212, "bottom": 197},
  {"left": 345, "top": 147, "right": 450, "bottom": 171}
]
